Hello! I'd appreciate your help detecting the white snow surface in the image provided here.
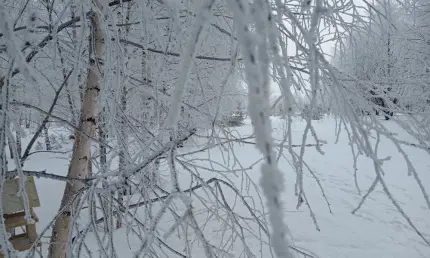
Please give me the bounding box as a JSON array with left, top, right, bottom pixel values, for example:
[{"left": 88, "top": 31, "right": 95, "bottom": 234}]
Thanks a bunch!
[{"left": 16, "top": 116, "right": 430, "bottom": 257}]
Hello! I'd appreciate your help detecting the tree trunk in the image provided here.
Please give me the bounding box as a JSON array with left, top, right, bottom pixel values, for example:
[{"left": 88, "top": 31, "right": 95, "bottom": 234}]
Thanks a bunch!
[
  {"left": 7, "top": 139, "right": 13, "bottom": 159},
  {"left": 25, "top": 113, "right": 30, "bottom": 128},
  {"left": 16, "top": 115, "right": 22, "bottom": 158},
  {"left": 70, "top": 4, "right": 85, "bottom": 108},
  {"left": 48, "top": 11, "right": 104, "bottom": 258},
  {"left": 11, "top": 81, "right": 22, "bottom": 158},
  {"left": 43, "top": 126, "right": 51, "bottom": 150},
  {"left": 99, "top": 108, "right": 107, "bottom": 173},
  {"left": 117, "top": 85, "right": 127, "bottom": 229},
  {"left": 116, "top": 2, "right": 132, "bottom": 229},
  {"left": 99, "top": 107, "right": 109, "bottom": 231}
]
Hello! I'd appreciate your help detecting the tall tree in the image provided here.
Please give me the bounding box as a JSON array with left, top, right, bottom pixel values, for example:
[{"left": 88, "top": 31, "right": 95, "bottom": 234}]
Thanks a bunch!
[{"left": 47, "top": 8, "right": 105, "bottom": 258}]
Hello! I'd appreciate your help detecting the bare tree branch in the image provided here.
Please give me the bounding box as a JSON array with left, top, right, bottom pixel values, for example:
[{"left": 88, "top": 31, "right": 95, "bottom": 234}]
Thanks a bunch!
[{"left": 20, "top": 69, "right": 73, "bottom": 164}]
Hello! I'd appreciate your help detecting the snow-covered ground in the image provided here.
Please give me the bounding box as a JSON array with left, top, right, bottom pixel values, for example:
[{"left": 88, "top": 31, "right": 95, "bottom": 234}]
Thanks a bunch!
[{"left": 17, "top": 116, "right": 430, "bottom": 257}]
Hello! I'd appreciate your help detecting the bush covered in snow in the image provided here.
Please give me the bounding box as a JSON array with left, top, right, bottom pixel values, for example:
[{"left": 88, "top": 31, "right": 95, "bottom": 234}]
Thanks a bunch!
[
  {"left": 222, "top": 110, "right": 245, "bottom": 127},
  {"left": 301, "top": 105, "right": 325, "bottom": 120}
]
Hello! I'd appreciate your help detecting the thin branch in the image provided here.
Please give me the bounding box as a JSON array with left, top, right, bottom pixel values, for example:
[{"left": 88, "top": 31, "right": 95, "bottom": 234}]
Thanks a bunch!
[
  {"left": 120, "top": 39, "right": 238, "bottom": 62},
  {"left": 6, "top": 169, "right": 88, "bottom": 182},
  {"left": 10, "top": 102, "right": 113, "bottom": 150},
  {"left": 20, "top": 69, "right": 73, "bottom": 164}
]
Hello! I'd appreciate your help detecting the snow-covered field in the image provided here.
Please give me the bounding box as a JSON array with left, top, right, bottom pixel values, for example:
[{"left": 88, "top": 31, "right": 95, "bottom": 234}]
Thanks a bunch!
[{"left": 19, "top": 116, "right": 430, "bottom": 257}]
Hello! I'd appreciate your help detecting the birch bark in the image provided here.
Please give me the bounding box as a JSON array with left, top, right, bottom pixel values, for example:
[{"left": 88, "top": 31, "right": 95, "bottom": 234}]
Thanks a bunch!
[{"left": 47, "top": 11, "right": 104, "bottom": 258}]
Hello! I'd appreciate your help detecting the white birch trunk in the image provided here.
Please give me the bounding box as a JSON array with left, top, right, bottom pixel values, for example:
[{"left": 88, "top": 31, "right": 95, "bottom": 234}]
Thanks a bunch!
[{"left": 47, "top": 12, "right": 104, "bottom": 258}]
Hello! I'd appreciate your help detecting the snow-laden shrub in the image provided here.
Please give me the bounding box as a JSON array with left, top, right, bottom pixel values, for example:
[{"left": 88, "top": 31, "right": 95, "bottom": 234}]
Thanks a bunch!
[
  {"left": 301, "top": 105, "right": 325, "bottom": 120},
  {"left": 222, "top": 110, "right": 245, "bottom": 127}
]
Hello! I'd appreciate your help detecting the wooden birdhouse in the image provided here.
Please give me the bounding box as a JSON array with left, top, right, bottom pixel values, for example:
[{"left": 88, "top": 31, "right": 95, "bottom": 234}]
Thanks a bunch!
[{"left": 0, "top": 176, "right": 40, "bottom": 256}]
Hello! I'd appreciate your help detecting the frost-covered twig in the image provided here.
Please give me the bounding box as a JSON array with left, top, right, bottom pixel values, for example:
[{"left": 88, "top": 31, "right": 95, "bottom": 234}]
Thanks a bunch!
[
  {"left": 20, "top": 69, "right": 73, "bottom": 164},
  {"left": 164, "top": 0, "right": 216, "bottom": 128}
]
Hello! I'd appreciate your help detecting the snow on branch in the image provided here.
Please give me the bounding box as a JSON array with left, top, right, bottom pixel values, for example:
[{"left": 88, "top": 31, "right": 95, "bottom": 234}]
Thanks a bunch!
[
  {"left": 227, "top": 0, "right": 295, "bottom": 257},
  {"left": 164, "top": 0, "right": 216, "bottom": 128}
]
